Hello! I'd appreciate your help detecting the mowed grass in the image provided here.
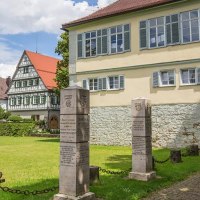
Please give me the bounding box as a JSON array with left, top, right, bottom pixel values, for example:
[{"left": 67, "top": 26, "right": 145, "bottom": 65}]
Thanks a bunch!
[{"left": 0, "top": 137, "right": 200, "bottom": 200}]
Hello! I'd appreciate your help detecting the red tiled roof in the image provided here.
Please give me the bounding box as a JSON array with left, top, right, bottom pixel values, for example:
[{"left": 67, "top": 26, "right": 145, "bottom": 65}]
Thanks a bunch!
[
  {"left": 63, "top": 0, "right": 184, "bottom": 29},
  {"left": 25, "top": 50, "right": 60, "bottom": 90},
  {"left": 0, "top": 77, "right": 8, "bottom": 100}
]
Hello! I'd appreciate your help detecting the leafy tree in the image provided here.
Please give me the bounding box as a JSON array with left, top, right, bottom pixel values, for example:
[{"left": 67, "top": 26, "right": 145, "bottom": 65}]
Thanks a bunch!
[
  {"left": 0, "top": 106, "right": 11, "bottom": 120},
  {"left": 54, "top": 32, "right": 69, "bottom": 94}
]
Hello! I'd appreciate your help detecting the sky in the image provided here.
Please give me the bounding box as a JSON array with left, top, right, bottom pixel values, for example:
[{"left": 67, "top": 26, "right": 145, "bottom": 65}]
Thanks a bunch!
[{"left": 0, "top": 0, "right": 117, "bottom": 78}]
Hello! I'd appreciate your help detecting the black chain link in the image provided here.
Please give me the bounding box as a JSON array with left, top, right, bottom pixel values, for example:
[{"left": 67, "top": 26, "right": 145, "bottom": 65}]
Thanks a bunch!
[
  {"left": 0, "top": 186, "right": 58, "bottom": 195},
  {"left": 153, "top": 156, "right": 170, "bottom": 164},
  {"left": 99, "top": 167, "right": 131, "bottom": 175}
]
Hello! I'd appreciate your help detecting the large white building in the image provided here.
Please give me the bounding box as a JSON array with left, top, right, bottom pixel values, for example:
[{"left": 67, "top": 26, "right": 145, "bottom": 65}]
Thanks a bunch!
[{"left": 7, "top": 50, "right": 60, "bottom": 129}]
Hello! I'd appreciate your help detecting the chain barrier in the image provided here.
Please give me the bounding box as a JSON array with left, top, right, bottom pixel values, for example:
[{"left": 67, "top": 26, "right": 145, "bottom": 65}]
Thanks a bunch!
[
  {"left": 0, "top": 186, "right": 58, "bottom": 195},
  {"left": 99, "top": 167, "right": 131, "bottom": 175},
  {"left": 153, "top": 156, "right": 170, "bottom": 164}
]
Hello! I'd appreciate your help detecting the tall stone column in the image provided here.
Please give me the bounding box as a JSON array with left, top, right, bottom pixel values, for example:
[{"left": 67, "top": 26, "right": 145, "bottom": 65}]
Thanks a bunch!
[
  {"left": 129, "top": 98, "right": 156, "bottom": 181},
  {"left": 54, "top": 86, "right": 95, "bottom": 200}
]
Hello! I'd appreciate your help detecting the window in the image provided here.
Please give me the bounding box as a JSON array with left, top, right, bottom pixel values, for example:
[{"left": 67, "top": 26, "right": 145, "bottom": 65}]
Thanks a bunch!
[
  {"left": 22, "top": 80, "right": 27, "bottom": 87},
  {"left": 110, "top": 24, "right": 130, "bottom": 53},
  {"left": 23, "top": 67, "right": 29, "bottom": 74},
  {"left": 181, "top": 10, "right": 200, "bottom": 43},
  {"left": 40, "top": 95, "right": 46, "bottom": 105},
  {"left": 97, "top": 29, "right": 108, "bottom": 55},
  {"left": 85, "top": 31, "right": 97, "bottom": 57},
  {"left": 140, "top": 21, "right": 147, "bottom": 48},
  {"left": 51, "top": 96, "right": 58, "bottom": 105},
  {"left": 166, "top": 14, "right": 180, "bottom": 44},
  {"left": 160, "top": 70, "right": 175, "bottom": 86},
  {"left": 10, "top": 98, "right": 16, "bottom": 106},
  {"left": 16, "top": 97, "right": 22, "bottom": 106},
  {"left": 33, "top": 79, "right": 39, "bottom": 86},
  {"left": 27, "top": 79, "right": 33, "bottom": 87},
  {"left": 108, "top": 75, "right": 124, "bottom": 90},
  {"left": 181, "top": 68, "right": 196, "bottom": 84},
  {"left": 77, "top": 34, "right": 83, "bottom": 58},
  {"left": 82, "top": 75, "right": 124, "bottom": 91},
  {"left": 24, "top": 96, "right": 30, "bottom": 105},
  {"left": 15, "top": 81, "right": 21, "bottom": 88},
  {"left": 78, "top": 24, "right": 130, "bottom": 58},
  {"left": 89, "top": 78, "right": 98, "bottom": 91},
  {"left": 32, "top": 96, "right": 39, "bottom": 105},
  {"left": 153, "top": 70, "right": 175, "bottom": 87},
  {"left": 149, "top": 17, "right": 165, "bottom": 48}
]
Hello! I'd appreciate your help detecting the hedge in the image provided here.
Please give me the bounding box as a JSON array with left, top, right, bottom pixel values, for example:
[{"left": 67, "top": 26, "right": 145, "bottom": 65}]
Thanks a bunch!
[{"left": 0, "top": 122, "right": 35, "bottom": 136}]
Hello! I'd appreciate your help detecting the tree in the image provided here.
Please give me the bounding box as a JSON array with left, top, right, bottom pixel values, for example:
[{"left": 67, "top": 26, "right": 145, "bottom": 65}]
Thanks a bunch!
[
  {"left": 54, "top": 31, "right": 69, "bottom": 94},
  {"left": 0, "top": 106, "right": 11, "bottom": 120}
]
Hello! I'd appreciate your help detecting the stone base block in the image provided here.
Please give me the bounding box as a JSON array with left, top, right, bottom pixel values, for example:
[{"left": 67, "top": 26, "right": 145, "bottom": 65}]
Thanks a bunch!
[
  {"left": 53, "top": 192, "right": 95, "bottom": 200},
  {"left": 129, "top": 171, "right": 156, "bottom": 181}
]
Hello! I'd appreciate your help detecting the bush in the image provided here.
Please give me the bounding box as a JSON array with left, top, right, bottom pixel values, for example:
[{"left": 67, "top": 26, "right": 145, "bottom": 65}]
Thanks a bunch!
[
  {"left": 8, "top": 115, "right": 23, "bottom": 122},
  {"left": 0, "top": 106, "right": 11, "bottom": 120},
  {"left": 22, "top": 118, "right": 34, "bottom": 123},
  {"left": 0, "top": 122, "right": 35, "bottom": 136}
]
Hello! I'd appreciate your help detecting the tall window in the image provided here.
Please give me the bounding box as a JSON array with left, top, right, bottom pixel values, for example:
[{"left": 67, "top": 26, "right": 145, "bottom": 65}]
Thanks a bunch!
[
  {"left": 40, "top": 95, "right": 46, "bottom": 105},
  {"left": 23, "top": 67, "right": 29, "bottom": 74},
  {"left": 77, "top": 34, "right": 83, "bottom": 58},
  {"left": 181, "top": 10, "right": 200, "bottom": 43},
  {"left": 10, "top": 98, "right": 16, "bottom": 106},
  {"left": 85, "top": 31, "right": 96, "bottom": 57},
  {"left": 97, "top": 29, "right": 108, "bottom": 55},
  {"left": 22, "top": 80, "right": 27, "bottom": 87},
  {"left": 149, "top": 17, "right": 165, "bottom": 48},
  {"left": 166, "top": 14, "right": 180, "bottom": 44},
  {"left": 140, "top": 21, "right": 147, "bottom": 48},
  {"left": 16, "top": 97, "right": 22, "bottom": 106},
  {"left": 32, "top": 96, "right": 39, "bottom": 105},
  {"left": 181, "top": 68, "right": 196, "bottom": 84},
  {"left": 24, "top": 96, "right": 30, "bottom": 105},
  {"left": 15, "top": 81, "right": 21, "bottom": 88}
]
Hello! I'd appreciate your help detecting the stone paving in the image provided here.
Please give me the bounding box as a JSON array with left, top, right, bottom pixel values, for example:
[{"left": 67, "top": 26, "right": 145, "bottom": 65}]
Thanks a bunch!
[{"left": 143, "top": 173, "right": 200, "bottom": 200}]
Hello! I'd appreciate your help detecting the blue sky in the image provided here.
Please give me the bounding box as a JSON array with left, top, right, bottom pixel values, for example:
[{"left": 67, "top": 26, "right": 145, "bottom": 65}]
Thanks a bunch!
[{"left": 0, "top": 0, "right": 116, "bottom": 78}]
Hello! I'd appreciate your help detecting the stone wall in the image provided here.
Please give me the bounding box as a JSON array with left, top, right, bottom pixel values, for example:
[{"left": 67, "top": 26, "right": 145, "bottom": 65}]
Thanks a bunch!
[{"left": 90, "top": 104, "right": 200, "bottom": 147}]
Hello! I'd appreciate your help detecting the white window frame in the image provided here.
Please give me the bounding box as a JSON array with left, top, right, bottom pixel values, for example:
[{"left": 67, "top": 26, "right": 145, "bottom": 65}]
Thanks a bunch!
[
  {"left": 180, "top": 68, "right": 197, "bottom": 85},
  {"left": 159, "top": 70, "right": 176, "bottom": 86},
  {"left": 16, "top": 96, "right": 21, "bottom": 106},
  {"left": 180, "top": 9, "right": 200, "bottom": 44},
  {"left": 85, "top": 31, "right": 97, "bottom": 58},
  {"left": 89, "top": 78, "right": 98, "bottom": 91},
  {"left": 24, "top": 96, "right": 30, "bottom": 105},
  {"left": 10, "top": 98, "right": 16, "bottom": 106},
  {"left": 32, "top": 95, "right": 39, "bottom": 105},
  {"left": 108, "top": 75, "right": 125, "bottom": 90},
  {"left": 148, "top": 16, "right": 166, "bottom": 49},
  {"left": 40, "top": 95, "right": 46, "bottom": 105},
  {"left": 15, "top": 81, "right": 21, "bottom": 88}
]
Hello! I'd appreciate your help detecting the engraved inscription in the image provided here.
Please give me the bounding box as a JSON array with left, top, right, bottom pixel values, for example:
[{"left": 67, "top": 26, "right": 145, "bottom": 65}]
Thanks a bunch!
[
  {"left": 133, "top": 120, "right": 145, "bottom": 132},
  {"left": 132, "top": 137, "right": 152, "bottom": 155},
  {"left": 60, "top": 144, "right": 76, "bottom": 167}
]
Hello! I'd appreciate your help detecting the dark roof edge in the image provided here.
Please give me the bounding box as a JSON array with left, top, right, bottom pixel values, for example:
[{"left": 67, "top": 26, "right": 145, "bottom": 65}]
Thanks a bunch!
[{"left": 62, "top": 0, "right": 184, "bottom": 30}]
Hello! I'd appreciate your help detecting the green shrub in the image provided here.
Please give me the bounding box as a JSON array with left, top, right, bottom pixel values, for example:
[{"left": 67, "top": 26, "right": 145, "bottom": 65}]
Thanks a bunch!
[
  {"left": 0, "top": 122, "right": 35, "bottom": 136},
  {"left": 0, "top": 106, "right": 11, "bottom": 120},
  {"left": 8, "top": 115, "right": 23, "bottom": 122},
  {"left": 22, "top": 118, "right": 34, "bottom": 123}
]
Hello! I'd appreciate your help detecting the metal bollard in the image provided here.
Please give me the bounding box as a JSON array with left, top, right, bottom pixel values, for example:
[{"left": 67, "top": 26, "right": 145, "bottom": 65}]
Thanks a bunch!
[{"left": 0, "top": 172, "right": 5, "bottom": 183}]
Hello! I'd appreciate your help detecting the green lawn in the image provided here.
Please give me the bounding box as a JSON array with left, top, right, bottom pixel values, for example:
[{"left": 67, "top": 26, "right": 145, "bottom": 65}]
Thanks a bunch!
[{"left": 0, "top": 137, "right": 200, "bottom": 200}]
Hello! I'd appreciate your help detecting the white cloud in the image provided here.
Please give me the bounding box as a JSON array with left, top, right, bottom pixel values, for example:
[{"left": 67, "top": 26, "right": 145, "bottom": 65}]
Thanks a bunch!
[
  {"left": 0, "top": 42, "right": 21, "bottom": 78},
  {"left": 0, "top": 0, "right": 97, "bottom": 34},
  {"left": 0, "top": 0, "right": 117, "bottom": 35}
]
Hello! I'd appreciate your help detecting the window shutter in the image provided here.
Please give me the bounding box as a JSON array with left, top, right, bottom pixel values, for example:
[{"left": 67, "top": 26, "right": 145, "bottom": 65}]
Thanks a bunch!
[
  {"left": 82, "top": 80, "right": 88, "bottom": 89},
  {"left": 119, "top": 75, "right": 125, "bottom": 89},
  {"left": 140, "top": 21, "right": 147, "bottom": 49},
  {"left": 77, "top": 34, "right": 83, "bottom": 58},
  {"left": 97, "top": 37, "right": 102, "bottom": 55},
  {"left": 197, "top": 68, "right": 200, "bottom": 84},
  {"left": 102, "top": 78, "right": 107, "bottom": 90},
  {"left": 102, "top": 29, "right": 108, "bottom": 54},
  {"left": 124, "top": 24, "right": 130, "bottom": 51},
  {"left": 98, "top": 78, "right": 103, "bottom": 90},
  {"left": 152, "top": 72, "right": 159, "bottom": 88}
]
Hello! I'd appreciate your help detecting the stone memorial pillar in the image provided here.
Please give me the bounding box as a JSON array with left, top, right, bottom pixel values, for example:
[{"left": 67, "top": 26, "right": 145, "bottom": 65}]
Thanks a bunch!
[
  {"left": 54, "top": 86, "right": 95, "bottom": 200},
  {"left": 129, "top": 98, "right": 156, "bottom": 181}
]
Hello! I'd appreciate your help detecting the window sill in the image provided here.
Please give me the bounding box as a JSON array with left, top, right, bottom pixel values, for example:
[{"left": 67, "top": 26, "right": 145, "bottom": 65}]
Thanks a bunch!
[
  {"left": 180, "top": 83, "right": 198, "bottom": 86},
  {"left": 159, "top": 85, "right": 176, "bottom": 88}
]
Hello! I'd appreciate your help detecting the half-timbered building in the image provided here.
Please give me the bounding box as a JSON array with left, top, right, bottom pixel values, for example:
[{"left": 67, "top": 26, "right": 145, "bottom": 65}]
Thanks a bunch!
[{"left": 7, "top": 50, "right": 60, "bottom": 129}]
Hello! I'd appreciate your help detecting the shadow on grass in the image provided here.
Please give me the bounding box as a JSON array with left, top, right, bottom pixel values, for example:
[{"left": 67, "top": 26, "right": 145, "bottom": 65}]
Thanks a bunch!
[
  {"left": 0, "top": 178, "right": 58, "bottom": 200},
  {"left": 36, "top": 139, "right": 60, "bottom": 143},
  {"left": 104, "top": 155, "right": 132, "bottom": 170}
]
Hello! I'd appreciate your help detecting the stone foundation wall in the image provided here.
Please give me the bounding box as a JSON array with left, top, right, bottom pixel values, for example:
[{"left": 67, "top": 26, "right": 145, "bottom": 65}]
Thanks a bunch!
[{"left": 90, "top": 104, "right": 200, "bottom": 147}]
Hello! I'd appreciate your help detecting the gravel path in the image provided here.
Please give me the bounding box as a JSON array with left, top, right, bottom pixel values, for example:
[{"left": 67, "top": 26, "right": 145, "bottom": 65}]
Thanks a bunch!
[{"left": 142, "top": 173, "right": 200, "bottom": 200}]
